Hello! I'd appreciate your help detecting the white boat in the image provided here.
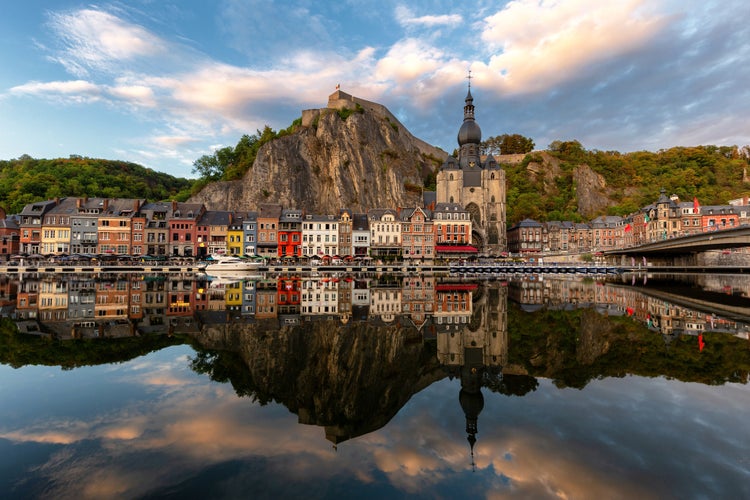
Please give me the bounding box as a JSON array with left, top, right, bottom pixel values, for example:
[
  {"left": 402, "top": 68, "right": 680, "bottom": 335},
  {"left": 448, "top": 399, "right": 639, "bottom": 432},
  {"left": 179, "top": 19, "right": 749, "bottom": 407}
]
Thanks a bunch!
[{"left": 203, "top": 254, "right": 265, "bottom": 274}]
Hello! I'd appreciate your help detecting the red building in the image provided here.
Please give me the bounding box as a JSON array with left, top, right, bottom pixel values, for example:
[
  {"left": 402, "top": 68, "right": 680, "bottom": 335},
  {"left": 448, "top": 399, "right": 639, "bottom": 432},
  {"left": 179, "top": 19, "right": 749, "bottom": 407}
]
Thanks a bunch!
[
  {"left": 278, "top": 209, "right": 302, "bottom": 258},
  {"left": 168, "top": 202, "right": 205, "bottom": 257},
  {"left": 0, "top": 209, "right": 20, "bottom": 258}
]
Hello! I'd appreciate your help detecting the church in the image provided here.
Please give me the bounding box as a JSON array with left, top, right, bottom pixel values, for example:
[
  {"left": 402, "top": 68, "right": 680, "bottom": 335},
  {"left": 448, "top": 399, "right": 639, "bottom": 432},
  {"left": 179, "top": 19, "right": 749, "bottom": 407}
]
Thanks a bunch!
[{"left": 436, "top": 83, "right": 507, "bottom": 254}]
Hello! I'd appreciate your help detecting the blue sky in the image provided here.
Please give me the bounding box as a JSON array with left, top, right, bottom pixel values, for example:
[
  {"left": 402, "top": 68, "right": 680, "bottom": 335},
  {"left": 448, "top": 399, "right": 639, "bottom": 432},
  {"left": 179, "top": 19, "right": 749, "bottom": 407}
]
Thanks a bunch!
[{"left": 1, "top": 0, "right": 749, "bottom": 178}]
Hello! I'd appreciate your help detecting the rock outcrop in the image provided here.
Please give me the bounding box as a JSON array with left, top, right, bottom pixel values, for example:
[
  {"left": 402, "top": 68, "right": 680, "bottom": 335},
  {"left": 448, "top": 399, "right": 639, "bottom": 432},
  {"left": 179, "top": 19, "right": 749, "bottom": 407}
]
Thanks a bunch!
[{"left": 190, "top": 92, "right": 447, "bottom": 213}]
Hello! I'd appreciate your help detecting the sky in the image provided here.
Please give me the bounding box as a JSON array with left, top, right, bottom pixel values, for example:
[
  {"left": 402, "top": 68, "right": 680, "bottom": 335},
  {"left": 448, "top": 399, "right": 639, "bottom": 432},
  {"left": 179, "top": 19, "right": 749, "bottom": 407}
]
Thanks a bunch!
[{"left": 1, "top": 0, "right": 749, "bottom": 179}]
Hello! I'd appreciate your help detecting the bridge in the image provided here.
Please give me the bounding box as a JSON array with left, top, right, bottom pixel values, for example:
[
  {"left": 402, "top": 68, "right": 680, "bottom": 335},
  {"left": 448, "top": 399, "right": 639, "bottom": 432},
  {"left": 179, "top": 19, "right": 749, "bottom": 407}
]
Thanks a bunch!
[{"left": 605, "top": 225, "right": 750, "bottom": 256}]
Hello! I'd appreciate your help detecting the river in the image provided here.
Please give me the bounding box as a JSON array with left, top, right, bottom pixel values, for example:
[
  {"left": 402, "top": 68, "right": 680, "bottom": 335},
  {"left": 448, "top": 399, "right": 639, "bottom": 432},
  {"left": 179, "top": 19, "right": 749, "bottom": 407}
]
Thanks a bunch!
[{"left": 0, "top": 271, "right": 748, "bottom": 499}]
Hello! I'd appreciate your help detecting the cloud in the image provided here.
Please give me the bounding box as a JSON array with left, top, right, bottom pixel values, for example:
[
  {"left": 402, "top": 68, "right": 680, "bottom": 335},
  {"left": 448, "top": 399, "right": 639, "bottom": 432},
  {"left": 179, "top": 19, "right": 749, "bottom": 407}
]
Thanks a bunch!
[
  {"left": 47, "top": 9, "right": 167, "bottom": 77},
  {"left": 7, "top": 1, "right": 748, "bottom": 174},
  {"left": 395, "top": 6, "right": 463, "bottom": 27},
  {"left": 374, "top": 38, "right": 454, "bottom": 86},
  {"left": 9, "top": 79, "right": 102, "bottom": 103},
  {"left": 479, "top": 0, "right": 665, "bottom": 94},
  {"left": 108, "top": 82, "right": 157, "bottom": 108}
]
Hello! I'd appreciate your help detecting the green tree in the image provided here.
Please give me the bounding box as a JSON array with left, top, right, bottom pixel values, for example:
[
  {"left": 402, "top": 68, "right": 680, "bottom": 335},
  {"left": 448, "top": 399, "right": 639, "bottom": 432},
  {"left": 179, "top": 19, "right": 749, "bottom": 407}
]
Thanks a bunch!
[
  {"left": 482, "top": 134, "right": 535, "bottom": 155},
  {"left": 192, "top": 146, "right": 235, "bottom": 181}
]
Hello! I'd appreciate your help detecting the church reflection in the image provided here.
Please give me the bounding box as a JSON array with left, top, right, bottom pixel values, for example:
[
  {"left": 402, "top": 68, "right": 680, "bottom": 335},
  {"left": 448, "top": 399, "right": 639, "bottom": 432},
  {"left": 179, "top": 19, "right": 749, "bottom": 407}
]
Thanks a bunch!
[{"left": 434, "top": 283, "right": 507, "bottom": 469}]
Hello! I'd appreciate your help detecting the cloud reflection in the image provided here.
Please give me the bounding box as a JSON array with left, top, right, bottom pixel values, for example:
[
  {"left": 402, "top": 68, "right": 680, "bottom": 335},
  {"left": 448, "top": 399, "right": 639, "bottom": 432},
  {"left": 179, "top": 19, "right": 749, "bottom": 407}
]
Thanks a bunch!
[{"left": 1, "top": 348, "right": 749, "bottom": 498}]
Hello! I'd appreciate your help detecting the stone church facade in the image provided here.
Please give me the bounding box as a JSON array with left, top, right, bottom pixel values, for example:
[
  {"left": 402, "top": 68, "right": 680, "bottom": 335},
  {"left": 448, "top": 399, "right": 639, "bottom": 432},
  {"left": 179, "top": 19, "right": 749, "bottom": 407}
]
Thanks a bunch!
[{"left": 436, "top": 87, "right": 507, "bottom": 253}]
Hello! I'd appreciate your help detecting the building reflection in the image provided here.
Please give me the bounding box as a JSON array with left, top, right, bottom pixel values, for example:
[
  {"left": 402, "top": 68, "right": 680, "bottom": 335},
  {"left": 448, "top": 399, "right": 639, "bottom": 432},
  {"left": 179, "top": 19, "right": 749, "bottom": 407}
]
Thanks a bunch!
[{"left": 2, "top": 272, "right": 747, "bottom": 343}]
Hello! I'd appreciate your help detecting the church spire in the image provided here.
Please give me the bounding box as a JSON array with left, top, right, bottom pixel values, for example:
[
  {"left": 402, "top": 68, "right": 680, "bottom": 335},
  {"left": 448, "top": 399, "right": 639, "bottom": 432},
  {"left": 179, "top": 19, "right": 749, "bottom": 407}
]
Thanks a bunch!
[
  {"left": 464, "top": 70, "right": 475, "bottom": 121},
  {"left": 457, "top": 70, "right": 482, "bottom": 149}
]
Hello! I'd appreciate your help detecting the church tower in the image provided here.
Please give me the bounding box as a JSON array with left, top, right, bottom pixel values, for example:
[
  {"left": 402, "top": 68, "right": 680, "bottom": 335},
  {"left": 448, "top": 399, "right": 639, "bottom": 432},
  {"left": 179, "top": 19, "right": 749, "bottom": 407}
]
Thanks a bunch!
[{"left": 436, "top": 76, "right": 507, "bottom": 253}]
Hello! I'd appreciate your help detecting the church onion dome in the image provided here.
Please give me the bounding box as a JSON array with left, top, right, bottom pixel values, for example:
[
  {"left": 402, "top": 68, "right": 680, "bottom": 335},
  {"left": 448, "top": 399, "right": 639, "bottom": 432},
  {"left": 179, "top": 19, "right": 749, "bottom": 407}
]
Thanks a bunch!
[
  {"left": 458, "top": 120, "right": 482, "bottom": 146},
  {"left": 459, "top": 388, "right": 485, "bottom": 420}
]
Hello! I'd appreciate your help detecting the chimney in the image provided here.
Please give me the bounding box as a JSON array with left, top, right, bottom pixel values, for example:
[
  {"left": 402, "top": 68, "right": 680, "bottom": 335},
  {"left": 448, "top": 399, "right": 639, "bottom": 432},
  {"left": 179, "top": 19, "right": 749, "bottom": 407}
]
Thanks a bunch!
[
  {"left": 172, "top": 200, "right": 178, "bottom": 212},
  {"left": 133, "top": 199, "right": 140, "bottom": 212},
  {"left": 77, "top": 198, "right": 83, "bottom": 209},
  {"left": 103, "top": 199, "right": 109, "bottom": 211}
]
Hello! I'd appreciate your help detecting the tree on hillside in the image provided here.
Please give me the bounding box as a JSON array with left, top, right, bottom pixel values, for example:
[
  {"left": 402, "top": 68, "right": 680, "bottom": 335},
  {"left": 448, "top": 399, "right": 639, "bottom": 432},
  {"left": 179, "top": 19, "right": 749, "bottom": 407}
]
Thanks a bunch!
[
  {"left": 192, "top": 125, "right": 282, "bottom": 182},
  {"left": 481, "top": 134, "right": 535, "bottom": 155},
  {"left": 192, "top": 146, "right": 235, "bottom": 181}
]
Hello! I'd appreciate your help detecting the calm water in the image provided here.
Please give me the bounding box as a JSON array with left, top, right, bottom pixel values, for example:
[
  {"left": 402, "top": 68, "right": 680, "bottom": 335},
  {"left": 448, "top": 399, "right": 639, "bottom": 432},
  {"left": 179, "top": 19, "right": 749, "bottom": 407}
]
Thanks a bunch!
[{"left": 0, "top": 271, "right": 749, "bottom": 499}]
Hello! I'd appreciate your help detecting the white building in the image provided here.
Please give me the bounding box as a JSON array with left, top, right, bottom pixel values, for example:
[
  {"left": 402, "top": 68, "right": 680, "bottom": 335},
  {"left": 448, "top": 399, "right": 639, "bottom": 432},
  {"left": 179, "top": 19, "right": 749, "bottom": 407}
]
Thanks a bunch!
[{"left": 302, "top": 214, "right": 339, "bottom": 257}]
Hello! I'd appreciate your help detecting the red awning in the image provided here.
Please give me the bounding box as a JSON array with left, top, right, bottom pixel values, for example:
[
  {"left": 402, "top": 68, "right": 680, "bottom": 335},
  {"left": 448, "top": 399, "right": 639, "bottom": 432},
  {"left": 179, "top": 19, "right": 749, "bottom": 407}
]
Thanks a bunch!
[
  {"left": 435, "top": 245, "right": 478, "bottom": 253},
  {"left": 436, "top": 284, "right": 478, "bottom": 291}
]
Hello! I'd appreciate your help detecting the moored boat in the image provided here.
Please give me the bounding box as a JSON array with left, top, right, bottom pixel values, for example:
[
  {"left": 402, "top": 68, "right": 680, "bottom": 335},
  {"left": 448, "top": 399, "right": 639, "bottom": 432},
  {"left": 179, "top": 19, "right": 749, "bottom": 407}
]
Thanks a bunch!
[{"left": 202, "top": 254, "right": 264, "bottom": 274}]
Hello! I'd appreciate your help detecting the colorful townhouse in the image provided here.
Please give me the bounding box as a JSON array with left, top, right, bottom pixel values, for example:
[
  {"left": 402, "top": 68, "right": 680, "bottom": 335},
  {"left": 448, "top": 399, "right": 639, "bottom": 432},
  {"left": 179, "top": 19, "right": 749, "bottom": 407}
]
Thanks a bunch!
[
  {"left": 279, "top": 208, "right": 302, "bottom": 258},
  {"left": 140, "top": 202, "right": 171, "bottom": 257},
  {"left": 400, "top": 206, "right": 435, "bottom": 263},
  {"left": 227, "top": 213, "right": 245, "bottom": 256},
  {"left": 302, "top": 213, "right": 339, "bottom": 258},
  {"left": 257, "top": 204, "right": 282, "bottom": 259},
  {"left": 19, "top": 199, "right": 58, "bottom": 254},
  {"left": 242, "top": 211, "right": 258, "bottom": 256},
  {"left": 0, "top": 209, "right": 20, "bottom": 257},
  {"left": 368, "top": 208, "right": 401, "bottom": 260},
  {"left": 337, "top": 209, "right": 353, "bottom": 257},
  {"left": 97, "top": 199, "right": 145, "bottom": 255},
  {"left": 169, "top": 202, "right": 205, "bottom": 257},
  {"left": 41, "top": 197, "right": 76, "bottom": 255}
]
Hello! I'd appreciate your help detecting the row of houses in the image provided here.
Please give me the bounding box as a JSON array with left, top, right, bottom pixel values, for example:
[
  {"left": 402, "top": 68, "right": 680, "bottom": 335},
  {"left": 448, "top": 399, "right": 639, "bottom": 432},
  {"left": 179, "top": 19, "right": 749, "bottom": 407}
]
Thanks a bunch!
[
  {"left": 0, "top": 197, "right": 475, "bottom": 261},
  {"left": 508, "top": 190, "right": 750, "bottom": 255},
  {"left": 2, "top": 189, "right": 748, "bottom": 260}
]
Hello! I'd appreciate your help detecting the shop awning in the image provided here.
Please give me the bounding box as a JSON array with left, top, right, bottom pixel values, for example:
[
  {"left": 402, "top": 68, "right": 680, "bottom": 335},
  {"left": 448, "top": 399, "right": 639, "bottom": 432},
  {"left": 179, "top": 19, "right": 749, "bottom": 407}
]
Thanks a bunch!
[{"left": 435, "top": 245, "right": 478, "bottom": 253}]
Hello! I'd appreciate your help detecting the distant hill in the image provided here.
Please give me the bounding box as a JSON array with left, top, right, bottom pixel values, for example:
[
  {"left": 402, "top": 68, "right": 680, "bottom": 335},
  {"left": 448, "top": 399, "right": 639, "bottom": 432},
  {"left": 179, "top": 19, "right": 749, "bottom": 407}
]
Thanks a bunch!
[
  {"left": 0, "top": 155, "right": 194, "bottom": 214},
  {"left": 503, "top": 143, "right": 750, "bottom": 223}
]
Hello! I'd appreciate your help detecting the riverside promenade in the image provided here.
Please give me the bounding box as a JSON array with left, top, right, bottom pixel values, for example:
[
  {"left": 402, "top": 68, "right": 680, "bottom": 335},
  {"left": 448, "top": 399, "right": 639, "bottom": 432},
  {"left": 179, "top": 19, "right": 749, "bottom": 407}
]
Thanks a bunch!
[
  {"left": 0, "top": 261, "right": 746, "bottom": 276},
  {"left": 0, "top": 262, "right": 621, "bottom": 276}
]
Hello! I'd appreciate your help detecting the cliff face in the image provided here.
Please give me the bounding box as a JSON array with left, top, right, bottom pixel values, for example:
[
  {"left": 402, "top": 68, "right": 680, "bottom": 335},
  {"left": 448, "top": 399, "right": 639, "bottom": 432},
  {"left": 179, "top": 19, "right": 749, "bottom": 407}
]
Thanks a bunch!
[
  {"left": 190, "top": 102, "right": 447, "bottom": 213},
  {"left": 521, "top": 151, "right": 617, "bottom": 219}
]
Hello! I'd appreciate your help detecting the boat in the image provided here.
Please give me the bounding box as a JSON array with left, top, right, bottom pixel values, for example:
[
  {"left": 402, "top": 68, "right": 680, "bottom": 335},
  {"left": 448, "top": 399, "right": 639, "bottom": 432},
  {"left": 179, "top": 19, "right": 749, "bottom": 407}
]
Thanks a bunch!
[{"left": 202, "top": 254, "right": 265, "bottom": 275}]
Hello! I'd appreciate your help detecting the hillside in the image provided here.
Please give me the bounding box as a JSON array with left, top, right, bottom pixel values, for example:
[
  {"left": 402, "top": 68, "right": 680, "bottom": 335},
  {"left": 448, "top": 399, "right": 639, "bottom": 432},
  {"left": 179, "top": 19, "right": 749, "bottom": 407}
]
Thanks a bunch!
[
  {"left": 0, "top": 156, "right": 194, "bottom": 214},
  {"left": 502, "top": 142, "right": 750, "bottom": 223}
]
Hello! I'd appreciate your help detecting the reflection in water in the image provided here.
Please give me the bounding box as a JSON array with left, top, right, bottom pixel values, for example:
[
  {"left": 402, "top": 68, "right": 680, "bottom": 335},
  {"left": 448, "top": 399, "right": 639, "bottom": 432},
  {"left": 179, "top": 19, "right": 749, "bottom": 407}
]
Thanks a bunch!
[{"left": 1, "top": 272, "right": 749, "bottom": 497}]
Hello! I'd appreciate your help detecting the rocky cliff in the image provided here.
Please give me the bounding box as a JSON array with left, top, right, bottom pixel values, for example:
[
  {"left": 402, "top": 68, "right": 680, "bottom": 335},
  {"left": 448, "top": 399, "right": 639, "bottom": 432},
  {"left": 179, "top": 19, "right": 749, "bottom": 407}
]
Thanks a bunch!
[
  {"left": 522, "top": 151, "right": 614, "bottom": 219},
  {"left": 190, "top": 93, "right": 448, "bottom": 213}
]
